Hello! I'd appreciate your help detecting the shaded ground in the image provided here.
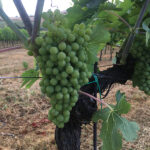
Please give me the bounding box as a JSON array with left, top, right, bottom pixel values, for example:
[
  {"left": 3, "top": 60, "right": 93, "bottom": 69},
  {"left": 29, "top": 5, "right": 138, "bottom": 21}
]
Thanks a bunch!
[{"left": 0, "top": 49, "right": 150, "bottom": 150}]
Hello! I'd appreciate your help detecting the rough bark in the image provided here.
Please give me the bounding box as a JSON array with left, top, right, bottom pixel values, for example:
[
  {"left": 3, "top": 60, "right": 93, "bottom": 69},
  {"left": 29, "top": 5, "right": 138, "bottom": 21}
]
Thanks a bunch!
[{"left": 55, "top": 55, "right": 135, "bottom": 150}]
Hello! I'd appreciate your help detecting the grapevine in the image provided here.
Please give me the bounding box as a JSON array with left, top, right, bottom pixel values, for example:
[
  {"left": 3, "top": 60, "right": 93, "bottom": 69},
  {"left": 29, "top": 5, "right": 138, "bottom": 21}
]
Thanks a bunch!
[{"left": 1, "top": 0, "right": 150, "bottom": 149}]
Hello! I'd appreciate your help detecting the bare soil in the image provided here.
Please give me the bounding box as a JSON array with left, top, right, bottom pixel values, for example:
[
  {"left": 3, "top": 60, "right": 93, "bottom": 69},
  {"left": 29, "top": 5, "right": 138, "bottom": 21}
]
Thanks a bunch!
[{"left": 0, "top": 49, "right": 149, "bottom": 150}]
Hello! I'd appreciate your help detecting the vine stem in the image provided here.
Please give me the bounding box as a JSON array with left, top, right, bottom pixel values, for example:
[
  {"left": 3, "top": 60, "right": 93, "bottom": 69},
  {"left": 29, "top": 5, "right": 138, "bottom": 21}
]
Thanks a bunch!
[
  {"left": 79, "top": 90, "right": 113, "bottom": 111},
  {"left": 13, "top": 0, "right": 33, "bottom": 36},
  {"left": 31, "top": 0, "right": 45, "bottom": 44}
]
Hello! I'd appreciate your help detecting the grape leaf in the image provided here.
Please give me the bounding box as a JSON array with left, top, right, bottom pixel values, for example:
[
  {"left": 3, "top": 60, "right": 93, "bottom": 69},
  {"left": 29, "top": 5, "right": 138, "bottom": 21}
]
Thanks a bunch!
[
  {"left": 115, "top": 90, "right": 123, "bottom": 103},
  {"left": 92, "top": 91, "right": 139, "bottom": 150},
  {"left": 99, "top": 2, "right": 121, "bottom": 11},
  {"left": 66, "top": 5, "right": 85, "bottom": 28},
  {"left": 117, "top": 0, "right": 133, "bottom": 16},
  {"left": 21, "top": 69, "right": 39, "bottom": 89},
  {"left": 90, "top": 24, "right": 110, "bottom": 44},
  {"left": 115, "top": 90, "right": 131, "bottom": 114},
  {"left": 86, "top": 24, "right": 110, "bottom": 72},
  {"left": 86, "top": 64, "right": 94, "bottom": 73},
  {"left": 115, "top": 114, "right": 140, "bottom": 142},
  {"left": 100, "top": 111, "right": 122, "bottom": 150},
  {"left": 142, "top": 18, "right": 150, "bottom": 46},
  {"left": 66, "top": 0, "right": 108, "bottom": 28},
  {"left": 86, "top": 44, "right": 101, "bottom": 72},
  {"left": 99, "top": 111, "right": 139, "bottom": 150},
  {"left": 92, "top": 107, "right": 111, "bottom": 122}
]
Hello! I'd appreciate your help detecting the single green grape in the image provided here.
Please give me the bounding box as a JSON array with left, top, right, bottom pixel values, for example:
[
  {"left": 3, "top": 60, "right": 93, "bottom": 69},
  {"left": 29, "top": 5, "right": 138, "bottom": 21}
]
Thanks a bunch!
[
  {"left": 62, "top": 87, "right": 68, "bottom": 94},
  {"left": 50, "top": 78, "right": 58, "bottom": 85},
  {"left": 64, "top": 94, "right": 70, "bottom": 100},
  {"left": 58, "top": 123, "right": 64, "bottom": 128},
  {"left": 68, "top": 34, "right": 76, "bottom": 42},
  {"left": 66, "top": 65, "right": 74, "bottom": 74},
  {"left": 57, "top": 115, "right": 64, "bottom": 122},
  {"left": 50, "top": 47, "right": 58, "bottom": 54},
  {"left": 55, "top": 85, "right": 61, "bottom": 92},
  {"left": 44, "top": 79, "right": 49, "bottom": 86},
  {"left": 52, "top": 68, "right": 59, "bottom": 75},
  {"left": 58, "top": 60, "right": 66, "bottom": 67},
  {"left": 39, "top": 48, "right": 47, "bottom": 55},
  {"left": 46, "top": 86, "right": 54, "bottom": 94},
  {"left": 61, "top": 72, "right": 68, "bottom": 78},
  {"left": 55, "top": 104, "right": 62, "bottom": 111},
  {"left": 58, "top": 42, "right": 66, "bottom": 50},
  {"left": 72, "top": 43, "right": 79, "bottom": 51},
  {"left": 58, "top": 52, "right": 66, "bottom": 60},
  {"left": 51, "top": 109, "right": 59, "bottom": 116},
  {"left": 56, "top": 93, "right": 63, "bottom": 99},
  {"left": 63, "top": 110, "right": 70, "bottom": 117},
  {"left": 86, "top": 28, "right": 92, "bottom": 35},
  {"left": 60, "top": 79, "right": 68, "bottom": 86},
  {"left": 46, "top": 60, "right": 53, "bottom": 67},
  {"left": 77, "top": 37, "right": 84, "bottom": 44},
  {"left": 72, "top": 70, "right": 79, "bottom": 78},
  {"left": 41, "top": 86, "right": 46, "bottom": 94},
  {"left": 46, "top": 68, "right": 52, "bottom": 75},
  {"left": 84, "top": 35, "right": 90, "bottom": 41}
]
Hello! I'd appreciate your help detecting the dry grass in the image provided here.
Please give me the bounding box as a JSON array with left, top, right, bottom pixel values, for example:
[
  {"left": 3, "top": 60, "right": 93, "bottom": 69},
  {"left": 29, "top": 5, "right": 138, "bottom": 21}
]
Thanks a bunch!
[{"left": 0, "top": 49, "right": 149, "bottom": 150}]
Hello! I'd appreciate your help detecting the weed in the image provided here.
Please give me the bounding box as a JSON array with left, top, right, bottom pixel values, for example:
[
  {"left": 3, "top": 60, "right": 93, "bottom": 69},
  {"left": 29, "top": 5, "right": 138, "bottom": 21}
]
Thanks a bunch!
[{"left": 22, "top": 61, "right": 28, "bottom": 70}]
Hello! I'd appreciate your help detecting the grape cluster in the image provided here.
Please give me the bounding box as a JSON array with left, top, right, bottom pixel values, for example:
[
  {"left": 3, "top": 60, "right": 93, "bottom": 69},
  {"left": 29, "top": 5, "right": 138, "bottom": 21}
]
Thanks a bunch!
[
  {"left": 35, "top": 10, "right": 92, "bottom": 128},
  {"left": 130, "top": 36, "right": 150, "bottom": 95}
]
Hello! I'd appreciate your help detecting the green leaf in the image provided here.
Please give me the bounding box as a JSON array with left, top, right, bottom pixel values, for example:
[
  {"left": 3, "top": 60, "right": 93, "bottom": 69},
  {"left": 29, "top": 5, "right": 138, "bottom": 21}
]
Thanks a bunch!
[
  {"left": 142, "top": 18, "right": 150, "bottom": 31},
  {"left": 86, "top": 43, "right": 100, "bottom": 72},
  {"left": 93, "top": 91, "right": 139, "bottom": 150},
  {"left": 100, "top": 112, "right": 122, "bottom": 150},
  {"left": 115, "top": 90, "right": 123, "bottom": 103},
  {"left": 21, "top": 69, "right": 39, "bottom": 89},
  {"left": 86, "top": 63, "right": 94, "bottom": 73},
  {"left": 115, "top": 91, "right": 131, "bottom": 114},
  {"left": 90, "top": 24, "right": 110, "bottom": 44},
  {"left": 115, "top": 114, "right": 140, "bottom": 142},
  {"left": 142, "top": 18, "right": 150, "bottom": 46},
  {"left": 100, "top": 111, "right": 139, "bottom": 150},
  {"left": 117, "top": 0, "right": 133, "bottom": 16},
  {"left": 87, "top": 44, "right": 99, "bottom": 63},
  {"left": 92, "top": 108, "right": 111, "bottom": 122},
  {"left": 111, "top": 129, "right": 122, "bottom": 150},
  {"left": 66, "top": 5, "right": 85, "bottom": 28},
  {"left": 99, "top": 2, "right": 121, "bottom": 11},
  {"left": 146, "top": 31, "right": 150, "bottom": 46},
  {"left": 86, "top": 24, "right": 110, "bottom": 72}
]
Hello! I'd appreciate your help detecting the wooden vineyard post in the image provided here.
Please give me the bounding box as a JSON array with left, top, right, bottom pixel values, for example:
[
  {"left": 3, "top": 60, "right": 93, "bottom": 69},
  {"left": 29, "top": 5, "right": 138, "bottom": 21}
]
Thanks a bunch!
[{"left": 93, "top": 62, "right": 98, "bottom": 150}]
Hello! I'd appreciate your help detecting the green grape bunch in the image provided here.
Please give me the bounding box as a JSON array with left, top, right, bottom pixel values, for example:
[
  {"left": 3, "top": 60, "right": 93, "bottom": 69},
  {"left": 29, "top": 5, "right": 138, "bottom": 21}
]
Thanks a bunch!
[
  {"left": 33, "top": 10, "right": 92, "bottom": 128},
  {"left": 130, "top": 36, "right": 150, "bottom": 95}
]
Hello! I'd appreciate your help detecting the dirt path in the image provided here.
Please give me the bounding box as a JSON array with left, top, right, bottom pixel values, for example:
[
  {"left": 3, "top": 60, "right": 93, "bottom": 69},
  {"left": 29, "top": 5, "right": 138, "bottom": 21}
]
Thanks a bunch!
[{"left": 0, "top": 49, "right": 150, "bottom": 150}]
